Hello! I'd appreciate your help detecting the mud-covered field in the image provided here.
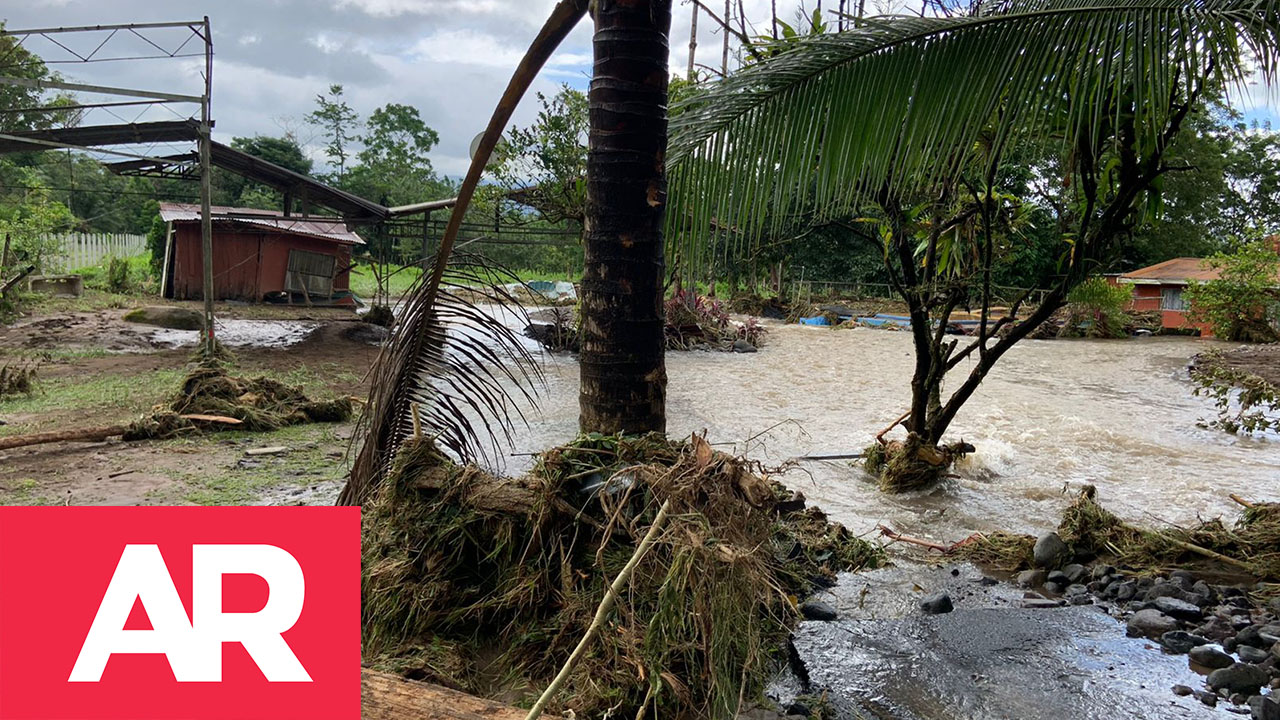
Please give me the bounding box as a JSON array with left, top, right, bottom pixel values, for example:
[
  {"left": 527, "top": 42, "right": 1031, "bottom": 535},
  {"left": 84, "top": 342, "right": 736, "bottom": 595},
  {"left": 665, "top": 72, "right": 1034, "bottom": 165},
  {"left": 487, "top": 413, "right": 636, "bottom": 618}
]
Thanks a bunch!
[{"left": 0, "top": 297, "right": 381, "bottom": 506}]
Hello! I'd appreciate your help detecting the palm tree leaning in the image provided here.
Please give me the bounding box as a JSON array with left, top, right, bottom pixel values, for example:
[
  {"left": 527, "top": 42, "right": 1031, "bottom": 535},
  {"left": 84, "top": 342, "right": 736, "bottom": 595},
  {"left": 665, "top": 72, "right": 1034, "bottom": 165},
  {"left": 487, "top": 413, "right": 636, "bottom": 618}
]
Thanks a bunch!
[{"left": 666, "top": 0, "right": 1280, "bottom": 490}]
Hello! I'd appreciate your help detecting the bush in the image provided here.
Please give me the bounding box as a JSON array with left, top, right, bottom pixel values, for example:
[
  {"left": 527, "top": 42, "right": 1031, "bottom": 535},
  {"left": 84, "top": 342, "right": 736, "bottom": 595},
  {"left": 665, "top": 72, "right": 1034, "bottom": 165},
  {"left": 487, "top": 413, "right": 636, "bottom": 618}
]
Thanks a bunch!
[
  {"left": 1059, "top": 277, "right": 1132, "bottom": 338},
  {"left": 78, "top": 255, "right": 153, "bottom": 295},
  {"left": 1184, "top": 242, "right": 1280, "bottom": 343}
]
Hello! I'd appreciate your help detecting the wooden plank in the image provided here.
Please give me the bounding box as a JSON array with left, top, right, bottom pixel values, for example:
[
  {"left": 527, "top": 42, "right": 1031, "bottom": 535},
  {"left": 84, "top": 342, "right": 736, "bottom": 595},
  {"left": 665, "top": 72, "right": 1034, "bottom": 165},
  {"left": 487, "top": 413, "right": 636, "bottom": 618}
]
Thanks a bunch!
[{"left": 360, "top": 669, "right": 525, "bottom": 720}]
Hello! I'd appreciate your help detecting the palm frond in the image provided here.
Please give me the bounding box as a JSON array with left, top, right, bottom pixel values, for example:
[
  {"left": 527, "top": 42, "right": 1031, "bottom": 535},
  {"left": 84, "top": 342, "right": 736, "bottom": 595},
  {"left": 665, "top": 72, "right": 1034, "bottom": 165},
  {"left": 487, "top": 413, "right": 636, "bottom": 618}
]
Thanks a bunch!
[
  {"left": 339, "top": 0, "right": 589, "bottom": 506},
  {"left": 667, "top": 0, "right": 1280, "bottom": 266},
  {"left": 345, "top": 255, "right": 542, "bottom": 500}
]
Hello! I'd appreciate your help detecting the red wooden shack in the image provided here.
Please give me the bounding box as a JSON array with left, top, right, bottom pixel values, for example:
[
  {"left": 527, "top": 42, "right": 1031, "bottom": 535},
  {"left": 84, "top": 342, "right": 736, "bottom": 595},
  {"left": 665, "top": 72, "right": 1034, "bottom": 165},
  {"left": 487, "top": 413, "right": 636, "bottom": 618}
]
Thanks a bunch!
[{"left": 158, "top": 203, "right": 365, "bottom": 305}]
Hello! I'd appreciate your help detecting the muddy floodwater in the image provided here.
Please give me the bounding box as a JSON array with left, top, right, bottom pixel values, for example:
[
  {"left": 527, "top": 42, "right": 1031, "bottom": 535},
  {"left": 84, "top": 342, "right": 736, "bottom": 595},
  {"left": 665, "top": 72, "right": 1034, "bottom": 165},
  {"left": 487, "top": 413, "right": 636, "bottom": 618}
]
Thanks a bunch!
[{"left": 494, "top": 312, "right": 1276, "bottom": 543}]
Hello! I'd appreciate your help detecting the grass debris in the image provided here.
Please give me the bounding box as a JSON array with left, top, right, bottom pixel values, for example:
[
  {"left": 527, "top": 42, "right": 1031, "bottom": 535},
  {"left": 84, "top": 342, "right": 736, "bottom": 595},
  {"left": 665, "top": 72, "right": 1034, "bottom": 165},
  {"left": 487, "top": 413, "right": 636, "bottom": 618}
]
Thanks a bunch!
[
  {"left": 361, "top": 432, "right": 882, "bottom": 718},
  {"left": 957, "top": 486, "right": 1280, "bottom": 582},
  {"left": 123, "top": 363, "right": 353, "bottom": 440},
  {"left": 0, "top": 363, "right": 37, "bottom": 398}
]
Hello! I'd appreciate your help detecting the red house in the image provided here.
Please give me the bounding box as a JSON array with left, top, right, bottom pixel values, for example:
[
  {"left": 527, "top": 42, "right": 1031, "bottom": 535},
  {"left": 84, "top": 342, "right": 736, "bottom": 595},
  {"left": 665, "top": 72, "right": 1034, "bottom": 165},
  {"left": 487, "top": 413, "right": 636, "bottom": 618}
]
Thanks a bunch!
[
  {"left": 158, "top": 203, "right": 365, "bottom": 305},
  {"left": 1118, "top": 257, "right": 1218, "bottom": 336}
]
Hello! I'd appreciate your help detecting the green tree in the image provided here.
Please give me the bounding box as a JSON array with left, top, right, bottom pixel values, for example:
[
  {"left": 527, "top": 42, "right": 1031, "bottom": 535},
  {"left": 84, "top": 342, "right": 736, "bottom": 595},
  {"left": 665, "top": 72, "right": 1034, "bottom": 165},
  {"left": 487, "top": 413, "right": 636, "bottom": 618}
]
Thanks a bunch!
[
  {"left": 216, "top": 134, "right": 314, "bottom": 208},
  {"left": 1185, "top": 240, "right": 1280, "bottom": 342},
  {"left": 344, "top": 103, "right": 445, "bottom": 207},
  {"left": 305, "top": 84, "right": 360, "bottom": 181},
  {"left": 493, "top": 85, "right": 588, "bottom": 225},
  {"left": 668, "top": 0, "right": 1280, "bottom": 489}
]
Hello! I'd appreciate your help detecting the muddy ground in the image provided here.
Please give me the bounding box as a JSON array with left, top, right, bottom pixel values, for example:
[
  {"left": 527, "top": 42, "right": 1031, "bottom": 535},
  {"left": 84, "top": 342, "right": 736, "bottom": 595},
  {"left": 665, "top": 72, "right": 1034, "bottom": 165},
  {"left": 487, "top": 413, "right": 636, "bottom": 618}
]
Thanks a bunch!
[
  {"left": 0, "top": 296, "right": 381, "bottom": 506},
  {"left": 1201, "top": 343, "right": 1280, "bottom": 387}
]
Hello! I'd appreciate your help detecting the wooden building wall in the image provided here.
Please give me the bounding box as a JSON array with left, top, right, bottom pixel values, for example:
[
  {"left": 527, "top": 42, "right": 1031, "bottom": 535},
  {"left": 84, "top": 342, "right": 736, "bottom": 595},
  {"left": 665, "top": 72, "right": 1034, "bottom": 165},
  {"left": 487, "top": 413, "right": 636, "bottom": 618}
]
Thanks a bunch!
[{"left": 168, "top": 222, "right": 353, "bottom": 303}]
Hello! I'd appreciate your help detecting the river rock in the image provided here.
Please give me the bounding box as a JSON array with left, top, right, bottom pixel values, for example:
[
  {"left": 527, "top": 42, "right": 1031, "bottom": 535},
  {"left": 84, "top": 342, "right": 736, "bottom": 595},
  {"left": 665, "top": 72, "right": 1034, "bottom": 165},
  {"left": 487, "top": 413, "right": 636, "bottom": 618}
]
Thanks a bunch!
[
  {"left": 921, "top": 593, "right": 954, "bottom": 615},
  {"left": 731, "top": 339, "right": 758, "bottom": 353},
  {"left": 1259, "top": 625, "right": 1280, "bottom": 645},
  {"left": 1146, "top": 582, "right": 1210, "bottom": 608},
  {"left": 1092, "top": 564, "right": 1116, "bottom": 580},
  {"left": 1168, "top": 570, "right": 1197, "bottom": 589},
  {"left": 1060, "top": 564, "right": 1086, "bottom": 584},
  {"left": 1114, "top": 581, "right": 1138, "bottom": 602},
  {"left": 1239, "top": 645, "right": 1271, "bottom": 663},
  {"left": 800, "top": 600, "right": 838, "bottom": 622},
  {"left": 122, "top": 305, "right": 203, "bottom": 330},
  {"left": 1239, "top": 626, "right": 1268, "bottom": 648},
  {"left": 1128, "top": 609, "right": 1179, "bottom": 639},
  {"left": 1161, "top": 630, "right": 1208, "bottom": 654},
  {"left": 1154, "top": 596, "right": 1204, "bottom": 621},
  {"left": 1033, "top": 532, "right": 1069, "bottom": 569},
  {"left": 1195, "top": 690, "right": 1218, "bottom": 708},
  {"left": 1207, "top": 663, "right": 1270, "bottom": 695},
  {"left": 1269, "top": 597, "right": 1280, "bottom": 615},
  {"left": 1017, "top": 569, "right": 1047, "bottom": 588},
  {"left": 1249, "top": 695, "right": 1280, "bottom": 720},
  {"left": 1172, "top": 684, "right": 1194, "bottom": 696},
  {"left": 1189, "top": 645, "right": 1235, "bottom": 669}
]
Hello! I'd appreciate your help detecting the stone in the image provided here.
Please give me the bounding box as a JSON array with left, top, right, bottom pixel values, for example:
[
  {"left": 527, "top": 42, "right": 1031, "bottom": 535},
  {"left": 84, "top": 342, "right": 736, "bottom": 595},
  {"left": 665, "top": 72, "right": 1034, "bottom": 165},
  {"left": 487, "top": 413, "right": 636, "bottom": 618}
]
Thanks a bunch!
[
  {"left": 1207, "top": 663, "right": 1271, "bottom": 695},
  {"left": 921, "top": 593, "right": 954, "bottom": 615},
  {"left": 1249, "top": 695, "right": 1280, "bottom": 720},
  {"left": 1044, "top": 581, "right": 1065, "bottom": 595},
  {"left": 122, "top": 305, "right": 203, "bottom": 331},
  {"left": 1269, "top": 597, "right": 1280, "bottom": 615},
  {"left": 1239, "top": 626, "right": 1267, "bottom": 648},
  {"left": 1127, "top": 609, "right": 1179, "bottom": 639},
  {"left": 784, "top": 701, "right": 810, "bottom": 717},
  {"left": 1169, "top": 570, "right": 1197, "bottom": 589},
  {"left": 1259, "top": 625, "right": 1280, "bottom": 645},
  {"left": 1065, "top": 584, "right": 1089, "bottom": 598},
  {"left": 1016, "top": 569, "right": 1047, "bottom": 588},
  {"left": 1154, "top": 596, "right": 1204, "bottom": 621},
  {"left": 1189, "top": 646, "right": 1235, "bottom": 669},
  {"left": 1114, "top": 581, "right": 1138, "bottom": 602},
  {"left": 1239, "top": 646, "right": 1271, "bottom": 664},
  {"left": 731, "top": 339, "right": 758, "bottom": 353},
  {"left": 1033, "top": 532, "right": 1069, "bottom": 569},
  {"left": 1047, "top": 570, "right": 1070, "bottom": 585},
  {"left": 1146, "top": 582, "right": 1211, "bottom": 608},
  {"left": 1195, "top": 690, "right": 1219, "bottom": 708},
  {"left": 1069, "top": 593, "right": 1093, "bottom": 606},
  {"left": 1092, "top": 564, "right": 1116, "bottom": 580},
  {"left": 1161, "top": 631, "right": 1208, "bottom": 654},
  {"left": 1022, "top": 598, "right": 1063, "bottom": 609},
  {"left": 1062, "top": 564, "right": 1088, "bottom": 584},
  {"left": 800, "top": 600, "right": 838, "bottom": 621},
  {"left": 1172, "top": 684, "right": 1194, "bottom": 696}
]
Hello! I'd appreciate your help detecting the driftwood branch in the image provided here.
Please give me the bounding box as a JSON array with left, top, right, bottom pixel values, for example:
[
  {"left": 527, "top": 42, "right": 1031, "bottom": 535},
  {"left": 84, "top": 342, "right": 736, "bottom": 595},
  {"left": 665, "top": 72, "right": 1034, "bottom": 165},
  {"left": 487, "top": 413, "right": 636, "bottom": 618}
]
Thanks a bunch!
[
  {"left": 0, "top": 415, "right": 242, "bottom": 451},
  {"left": 524, "top": 498, "right": 673, "bottom": 720}
]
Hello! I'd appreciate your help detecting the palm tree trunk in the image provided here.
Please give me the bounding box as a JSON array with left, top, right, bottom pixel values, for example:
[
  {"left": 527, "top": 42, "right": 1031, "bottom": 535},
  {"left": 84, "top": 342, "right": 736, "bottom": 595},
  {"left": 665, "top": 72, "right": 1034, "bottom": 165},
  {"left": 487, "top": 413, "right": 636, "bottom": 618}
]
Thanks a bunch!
[{"left": 579, "top": 0, "right": 673, "bottom": 435}]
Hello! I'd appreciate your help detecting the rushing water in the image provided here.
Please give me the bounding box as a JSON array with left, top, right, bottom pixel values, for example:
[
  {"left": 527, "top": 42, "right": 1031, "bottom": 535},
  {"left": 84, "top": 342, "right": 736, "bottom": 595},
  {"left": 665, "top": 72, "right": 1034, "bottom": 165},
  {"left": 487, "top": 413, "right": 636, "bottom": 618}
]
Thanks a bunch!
[{"left": 492, "top": 313, "right": 1277, "bottom": 543}]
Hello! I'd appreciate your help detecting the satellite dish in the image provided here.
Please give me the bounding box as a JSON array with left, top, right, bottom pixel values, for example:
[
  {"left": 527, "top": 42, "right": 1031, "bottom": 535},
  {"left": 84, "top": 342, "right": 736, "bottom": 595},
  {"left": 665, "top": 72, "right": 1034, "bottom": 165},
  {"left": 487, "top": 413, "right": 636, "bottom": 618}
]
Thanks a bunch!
[{"left": 470, "top": 131, "right": 506, "bottom": 160}]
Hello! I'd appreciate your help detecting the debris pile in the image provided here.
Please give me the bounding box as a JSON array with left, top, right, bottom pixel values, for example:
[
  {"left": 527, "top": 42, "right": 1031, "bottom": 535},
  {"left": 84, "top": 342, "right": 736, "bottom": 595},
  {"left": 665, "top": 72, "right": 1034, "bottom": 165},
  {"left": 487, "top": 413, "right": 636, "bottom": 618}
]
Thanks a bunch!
[
  {"left": 123, "top": 363, "right": 353, "bottom": 440},
  {"left": 0, "top": 363, "right": 36, "bottom": 397},
  {"left": 360, "top": 432, "right": 881, "bottom": 718}
]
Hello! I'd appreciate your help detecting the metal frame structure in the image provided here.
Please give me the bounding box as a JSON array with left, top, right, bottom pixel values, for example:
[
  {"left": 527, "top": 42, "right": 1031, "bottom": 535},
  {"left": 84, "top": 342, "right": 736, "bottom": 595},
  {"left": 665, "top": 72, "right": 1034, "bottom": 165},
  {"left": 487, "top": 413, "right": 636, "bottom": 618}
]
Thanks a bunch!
[{"left": 0, "top": 19, "right": 218, "bottom": 350}]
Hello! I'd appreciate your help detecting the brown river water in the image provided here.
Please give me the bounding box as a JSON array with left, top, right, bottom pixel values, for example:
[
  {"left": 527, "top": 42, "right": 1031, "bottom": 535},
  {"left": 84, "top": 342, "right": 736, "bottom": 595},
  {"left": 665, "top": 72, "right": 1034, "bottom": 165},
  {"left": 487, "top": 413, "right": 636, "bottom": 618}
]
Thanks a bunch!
[{"left": 491, "top": 312, "right": 1277, "bottom": 544}]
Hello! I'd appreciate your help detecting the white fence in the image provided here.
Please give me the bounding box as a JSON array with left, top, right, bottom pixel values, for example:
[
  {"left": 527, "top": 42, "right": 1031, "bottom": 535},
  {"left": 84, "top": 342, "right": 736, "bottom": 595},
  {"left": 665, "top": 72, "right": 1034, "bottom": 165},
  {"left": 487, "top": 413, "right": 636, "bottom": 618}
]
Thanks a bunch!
[{"left": 41, "top": 233, "right": 148, "bottom": 273}]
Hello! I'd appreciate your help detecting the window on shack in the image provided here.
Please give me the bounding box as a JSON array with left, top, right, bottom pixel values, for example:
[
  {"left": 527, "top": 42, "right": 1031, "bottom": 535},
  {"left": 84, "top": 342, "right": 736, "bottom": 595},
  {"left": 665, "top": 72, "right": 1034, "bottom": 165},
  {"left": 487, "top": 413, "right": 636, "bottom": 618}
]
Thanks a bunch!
[{"left": 285, "top": 249, "right": 337, "bottom": 298}]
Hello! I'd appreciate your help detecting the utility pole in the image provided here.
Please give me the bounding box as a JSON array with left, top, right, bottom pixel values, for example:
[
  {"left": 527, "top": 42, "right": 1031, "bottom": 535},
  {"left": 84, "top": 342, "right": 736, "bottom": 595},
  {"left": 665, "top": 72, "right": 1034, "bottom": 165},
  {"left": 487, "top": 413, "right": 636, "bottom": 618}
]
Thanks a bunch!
[
  {"left": 687, "top": 2, "right": 698, "bottom": 81},
  {"left": 198, "top": 16, "right": 216, "bottom": 355}
]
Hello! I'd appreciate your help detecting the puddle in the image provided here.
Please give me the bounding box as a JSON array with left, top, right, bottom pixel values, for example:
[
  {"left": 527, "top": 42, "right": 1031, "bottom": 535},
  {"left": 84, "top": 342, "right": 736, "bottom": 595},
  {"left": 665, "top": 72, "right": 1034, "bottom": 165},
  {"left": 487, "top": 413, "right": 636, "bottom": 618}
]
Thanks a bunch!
[{"left": 149, "top": 319, "right": 319, "bottom": 348}]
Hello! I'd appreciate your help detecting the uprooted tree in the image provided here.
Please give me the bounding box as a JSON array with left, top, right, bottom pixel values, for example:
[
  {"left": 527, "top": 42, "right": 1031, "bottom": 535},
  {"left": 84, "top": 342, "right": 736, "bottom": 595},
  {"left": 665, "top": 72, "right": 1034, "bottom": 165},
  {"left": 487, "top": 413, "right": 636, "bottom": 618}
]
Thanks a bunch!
[{"left": 666, "top": 0, "right": 1280, "bottom": 491}]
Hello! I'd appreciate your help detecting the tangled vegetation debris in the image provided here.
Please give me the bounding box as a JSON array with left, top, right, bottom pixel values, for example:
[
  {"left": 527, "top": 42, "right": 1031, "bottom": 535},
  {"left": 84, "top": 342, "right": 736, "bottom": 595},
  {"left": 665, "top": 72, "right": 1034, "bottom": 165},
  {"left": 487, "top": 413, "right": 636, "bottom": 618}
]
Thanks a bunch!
[
  {"left": 0, "top": 363, "right": 37, "bottom": 397},
  {"left": 1191, "top": 349, "right": 1280, "bottom": 435},
  {"left": 123, "top": 363, "right": 353, "bottom": 440},
  {"left": 361, "top": 432, "right": 882, "bottom": 718},
  {"left": 664, "top": 289, "right": 765, "bottom": 350},
  {"left": 957, "top": 487, "right": 1280, "bottom": 583}
]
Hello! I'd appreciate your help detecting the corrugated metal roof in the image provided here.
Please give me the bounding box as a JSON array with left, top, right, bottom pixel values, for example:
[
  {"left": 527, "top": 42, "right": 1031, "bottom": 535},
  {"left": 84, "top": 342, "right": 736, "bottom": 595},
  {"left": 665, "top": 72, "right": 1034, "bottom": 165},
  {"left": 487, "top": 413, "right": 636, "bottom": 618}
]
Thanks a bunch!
[
  {"left": 159, "top": 203, "right": 365, "bottom": 245},
  {"left": 1120, "top": 257, "right": 1219, "bottom": 284}
]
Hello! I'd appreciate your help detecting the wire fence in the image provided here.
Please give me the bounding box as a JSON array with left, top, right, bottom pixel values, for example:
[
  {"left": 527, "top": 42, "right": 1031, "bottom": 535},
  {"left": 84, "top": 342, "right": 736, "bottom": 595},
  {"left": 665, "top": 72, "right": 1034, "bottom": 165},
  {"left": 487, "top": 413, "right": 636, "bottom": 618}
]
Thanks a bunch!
[{"left": 41, "top": 233, "right": 148, "bottom": 273}]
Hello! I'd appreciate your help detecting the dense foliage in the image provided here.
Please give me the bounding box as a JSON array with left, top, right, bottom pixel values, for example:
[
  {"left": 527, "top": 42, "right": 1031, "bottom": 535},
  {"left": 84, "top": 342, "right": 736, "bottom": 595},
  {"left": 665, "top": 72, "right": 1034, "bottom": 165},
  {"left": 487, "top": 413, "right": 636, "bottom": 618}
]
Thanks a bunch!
[{"left": 1185, "top": 241, "right": 1280, "bottom": 342}]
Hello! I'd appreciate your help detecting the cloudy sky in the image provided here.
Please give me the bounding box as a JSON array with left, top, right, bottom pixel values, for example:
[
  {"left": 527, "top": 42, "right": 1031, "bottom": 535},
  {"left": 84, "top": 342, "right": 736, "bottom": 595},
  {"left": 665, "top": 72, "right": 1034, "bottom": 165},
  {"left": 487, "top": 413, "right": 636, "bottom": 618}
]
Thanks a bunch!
[{"left": 4, "top": 0, "right": 1278, "bottom": 180}]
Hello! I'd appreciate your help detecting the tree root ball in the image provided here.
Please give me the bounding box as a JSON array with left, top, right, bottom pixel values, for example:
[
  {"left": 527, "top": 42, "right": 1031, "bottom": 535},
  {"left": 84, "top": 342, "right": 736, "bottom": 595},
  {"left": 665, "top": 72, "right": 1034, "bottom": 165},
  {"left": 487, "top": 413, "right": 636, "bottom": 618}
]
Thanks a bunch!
[{"left": 866, "top": 434, "right": 975, "bottom": 493}]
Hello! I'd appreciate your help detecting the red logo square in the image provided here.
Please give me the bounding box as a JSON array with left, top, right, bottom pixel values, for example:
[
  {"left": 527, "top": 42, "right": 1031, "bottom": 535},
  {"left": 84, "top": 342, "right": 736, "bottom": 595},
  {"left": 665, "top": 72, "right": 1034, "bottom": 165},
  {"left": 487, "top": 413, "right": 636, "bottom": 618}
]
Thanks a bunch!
[{"left": 0, "top": 506, "right": 360, "bottom": 719}]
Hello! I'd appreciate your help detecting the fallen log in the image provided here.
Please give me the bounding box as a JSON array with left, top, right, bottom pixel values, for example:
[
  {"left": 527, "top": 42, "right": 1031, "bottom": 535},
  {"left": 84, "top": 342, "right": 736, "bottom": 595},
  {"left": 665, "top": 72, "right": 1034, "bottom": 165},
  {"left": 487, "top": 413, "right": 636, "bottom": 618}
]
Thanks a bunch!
[
  {"left": 0, "top": 415, "right": 242, "bottom": 451},
  {"left": 361, "top": 668, "right": 524, "bottom": 720},
  {"left": 1, "top": 264, "right": 35, "bottom": 296}
]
